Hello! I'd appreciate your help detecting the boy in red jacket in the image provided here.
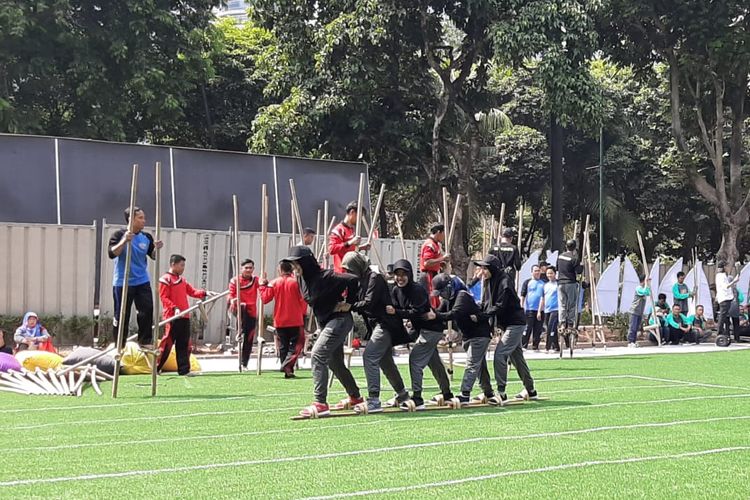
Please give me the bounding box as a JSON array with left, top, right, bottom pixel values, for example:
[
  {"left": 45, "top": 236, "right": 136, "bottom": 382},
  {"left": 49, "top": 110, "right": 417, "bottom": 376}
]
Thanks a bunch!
[
  {"left": 157, "top": 254, "right": 211, "bottom": 375},
  {"left": 328, "top": 201, "right": 371, "bottom": 272},
  {"left": 260, "top": 260, "right": 308, "bottom": 378},
  {"left": 229, "top": 258, "right": 260, "bottom": 369}
]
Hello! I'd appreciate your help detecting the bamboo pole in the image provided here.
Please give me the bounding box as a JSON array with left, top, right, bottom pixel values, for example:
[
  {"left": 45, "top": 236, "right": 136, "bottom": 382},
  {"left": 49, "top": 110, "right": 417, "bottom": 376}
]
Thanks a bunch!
[
  {"left": 495, "top": 203, "right": 506, "bottom": 245},
  {"left": 112, "top": 164, "right": 139, "bottom": 398},
  {"left": 233, "top": 195, "right": 244, "bottom": 372},
  {"left": 315, "top": 209, "right": 321, "bottom": 254},
  {"left": 317, "top": 216, "right": 337, "bottom": 262},
  {"left": 256, "top": 185, "right": 268, "bottom": 375},
  {"left": 290, "top": 200, "right": 297, "bottom": 247},
  {"left": 362, "top": 216, "right": 386, "bottom": 271},
  {"left": 151, "top": 161, "right": 162, "bottom": 397},
  {"left": 394, "top": 214, "right": 408, "bottom": 260},
  {"left": 289, "top": 179, "right": 305, "bottom": 241},
  {"left": 323, "top": 200, "right": 329, "bottom": 265},
  {"left": 355, "top": 173, "right": 365, "bottom": 238},
  {"left": 366, "top": 183, "right": 386, "bottom": 245},
  {"left": 637, "top": 230, "right": 661, "bottom": 346},
  {"left": 516, "top": 201, "right": 523, "bottom": 290}
]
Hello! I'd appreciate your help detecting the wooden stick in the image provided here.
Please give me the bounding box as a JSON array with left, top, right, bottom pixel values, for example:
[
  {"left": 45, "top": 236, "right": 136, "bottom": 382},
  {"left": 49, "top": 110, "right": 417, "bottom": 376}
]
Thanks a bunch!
[
  {"left": 447, "top": 193, "right": 461, "bottom": 251},
  {"left": 323, "top": 200, "right": 329, "bottom": 265},
  {"left": 58, "top": 368, "right": 70, "bottom": 394},
  {"left": 637, "top": 230, "right": 661, "bottom": 346},
  {"left": 151, "top": 161, "right": 162, "bottom": 397},
  {"left": 442, "top": 187, "right": 449, "bottom": 228},
  {"left": 394, "top": 213, "right": 408, "bottom": 259},
  {"left": 317, "top": 216, "right": 337, "bottom": 262},
  {"left": 583, "top": 215, "right": 605, "bottom": 346},
  {"left": 68, "top": 370, "right": 75, "bottom": 393},
  {"left": 290, "top": 200, "right": 297, "bottom": 246},
  {"left": 315, "top": 209, "right": 321, "bottom": 255},
  {"left": 90, "top": 367, "right": 103, "bottom": 396},
  {"left": 362, "top": 216, "right": 386, "bottom": 271},
  {"left": 4, "top": 371, "right": 45, "bottom": 394},
  {"left": 496, "top": 203, "right": 506, "bottom": 245},
  {"left": 489, "top": 215, "right": 496, "bottom": 244},
  {"left": 256, "top": 185, "right": 269, "bottom": 375},
  {"left": 113, "top": 164, "right": 139, "bottom": 398},
  {"left": 30, "top": 369, "right": 57, "bottom": 395},
  {"left": 0, "top": 377, "right": 34, "bottom": 395},
  {"left": 71, "top": 366, "right": 91, "bottom": 394},
  {"left": 46, "top": 368, "right": 65, "bottom": 395},
  {"left": 366, "top": 184, "right": 386, "bottom": 245},
  {"left": 289, "top": 179, "right": 305, "bottom": 240},
  {"left": 482, "top": 217, "right": 488, "bottom": 256},
  {"left": 516, "top": 201, "right": 524, "bottom": 289},
  {"left": 233, "top": 195, "right": 243, "bottom": 372},
  {"left": 356, "top": 173, "right": 365, "bottom": 238}
]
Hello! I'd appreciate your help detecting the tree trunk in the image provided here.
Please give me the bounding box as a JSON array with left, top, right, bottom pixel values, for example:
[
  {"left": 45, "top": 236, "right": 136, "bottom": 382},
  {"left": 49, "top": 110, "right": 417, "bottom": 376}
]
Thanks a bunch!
[
  {"left": 717, "top": 219, "right": 740, "bottom": 265},
  {"left": 550, "top": 114, "right": 564, "bottom": 251}
]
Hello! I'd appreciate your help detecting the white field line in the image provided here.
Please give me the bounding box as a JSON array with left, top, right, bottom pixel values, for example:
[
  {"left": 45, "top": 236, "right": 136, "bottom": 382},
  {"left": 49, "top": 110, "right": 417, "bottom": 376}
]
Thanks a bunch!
[
  {"left": 544, "top": 383, "right": 691, "bottom": 395},
  {"left": 0, "top": 375, "right": 653, "bottom": 415},
  {"left": 299, "top": 446, "right": 750, "bottom": 500},
  {"left": 9, "top": 384, "right": 747, "bottom": 433},
  {"left": 1, "top": 416, "right": 746, "bottom": 488},
  {"left": 628, "top": 375, "right": 750, "bottom": 392}
]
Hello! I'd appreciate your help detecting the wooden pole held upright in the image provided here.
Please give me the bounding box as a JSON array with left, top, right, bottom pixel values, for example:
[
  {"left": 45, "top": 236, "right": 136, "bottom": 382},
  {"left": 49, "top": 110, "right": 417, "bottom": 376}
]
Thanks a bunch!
[
  {"left": 233, "top": 195, "right": 244, "bottom": 371},
  {"left": 637, "top": 230, "right": 661, "bottom": 346},
  {"left": 112, "top": 164, "right": 139, "bottom": 398},
  {"left": 151, "top": 161, "right": 162, "bottom": 396},
  {"left": 356, "top": 173, "right": 365, "bottom": 238},
  {"left": 496, "top": 203, "right": 506, "bottom": 245},
  {"left": 366, "top": 183, "right": 386, "bottom": 245},
  {"left": 394, "top": 214, "right": 407, "bottom": 260},
  {"left": 256, "top": 185, "right": 268, "bottom": 375}
]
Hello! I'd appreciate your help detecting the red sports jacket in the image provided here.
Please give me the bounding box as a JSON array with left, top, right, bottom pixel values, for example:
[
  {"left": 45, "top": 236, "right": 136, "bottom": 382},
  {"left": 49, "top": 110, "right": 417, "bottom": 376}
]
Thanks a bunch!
[
  {"left": 329, "top": 222, "right": 357, "bottom": 273},
  {"left": 259, "top": 275, "right": 308, "bottom": 328},
  {"left": 159, "top": 272, "right": 206, "bottom": 320},
  {"left": 228, "top": 275, "right": 259, "bottom": 317}
]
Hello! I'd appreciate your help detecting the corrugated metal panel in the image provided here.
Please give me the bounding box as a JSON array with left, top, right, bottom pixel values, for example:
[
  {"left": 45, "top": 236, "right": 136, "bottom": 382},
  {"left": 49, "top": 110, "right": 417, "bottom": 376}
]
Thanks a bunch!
[
  {"left": 0, "top": 222, "right": 96, "bottom": 317},
  {"left": 99, "top": 223, "right": 425, "bottom": 344}
]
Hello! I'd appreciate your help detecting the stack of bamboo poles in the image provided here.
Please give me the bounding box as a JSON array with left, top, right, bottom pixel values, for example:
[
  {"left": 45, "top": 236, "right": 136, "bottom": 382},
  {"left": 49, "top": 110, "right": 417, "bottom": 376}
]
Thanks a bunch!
[{"left": 0, "top": 365, "right": 112, "bottom": 397}]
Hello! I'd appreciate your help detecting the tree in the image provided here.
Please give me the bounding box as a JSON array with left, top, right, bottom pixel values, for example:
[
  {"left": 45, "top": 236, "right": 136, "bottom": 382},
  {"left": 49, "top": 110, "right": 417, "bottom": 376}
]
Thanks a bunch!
[
  {"left": 601, "top": 0, "right": 750, "bottom": 264},
  {"left": 0, "top": 1, "right": 219, "bottom": 142}
]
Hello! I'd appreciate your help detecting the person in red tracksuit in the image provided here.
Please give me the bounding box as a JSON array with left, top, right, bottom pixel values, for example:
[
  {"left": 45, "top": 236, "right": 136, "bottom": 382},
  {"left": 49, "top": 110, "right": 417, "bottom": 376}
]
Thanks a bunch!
[
  {"left": 328, "top": 201, "right": 371, "bottom": 273},
  {"left": 157, "top": 254, "right": 211, "bottom": 375},
  {"left": 420, "top": 224, "right": 450, "bottom": 308},
  {"left": 259, "top": 260, "right": 308, "bottom": 378},
  {"left": 228, "top": 258, "right": 260, "bottom": 369}
]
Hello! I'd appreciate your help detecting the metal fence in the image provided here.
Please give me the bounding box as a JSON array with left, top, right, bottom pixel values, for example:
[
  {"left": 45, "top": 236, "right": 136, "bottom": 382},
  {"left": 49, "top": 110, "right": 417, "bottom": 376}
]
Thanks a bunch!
[{"left": 0, "top": 222, "right": 97, "bottom": 317}]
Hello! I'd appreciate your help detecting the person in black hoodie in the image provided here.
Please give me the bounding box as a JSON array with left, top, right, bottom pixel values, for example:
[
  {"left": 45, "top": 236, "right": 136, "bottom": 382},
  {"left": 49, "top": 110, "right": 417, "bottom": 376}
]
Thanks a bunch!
[
  {"left": 286, "top": 246, "right": 363, "bottom": 418},
  {"left": 388, "top": 259, "right": 453, "bottom": 410},
  {"left": 472, "top": 254, "right": 538, "bottom": 404},
  {"left": 342, "top": 252, "right": 411, "bottom": 414},
  {"left": 557, "top": 239, "right": 583, "bottom": 338},
  {"left": 428, "top": 273, "right": 495, "bottom": 405}
]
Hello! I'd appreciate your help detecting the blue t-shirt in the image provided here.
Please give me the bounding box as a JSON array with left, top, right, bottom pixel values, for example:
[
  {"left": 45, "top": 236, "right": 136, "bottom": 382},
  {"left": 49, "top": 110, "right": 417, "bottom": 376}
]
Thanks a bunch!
[
  {"left": 543, "top": 281, "right": 559, "bottom": 313},
  {"left": 111, "top": 230, "right": 153, "bottom": 287},
  {"left": 524, "top": 278, "right": 545, "bottom": 312}
]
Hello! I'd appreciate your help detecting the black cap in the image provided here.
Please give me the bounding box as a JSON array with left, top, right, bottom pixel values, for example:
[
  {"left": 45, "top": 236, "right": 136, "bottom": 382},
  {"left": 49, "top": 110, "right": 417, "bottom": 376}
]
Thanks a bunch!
[
  {"left": 502, "top": 227, "right": 514, "bottom": 238},
  {"left": 430, "top": 224, "right": 445, "bottom": 234},
  {"left": 566, "top": 239, "right": 577, "bottom": 250},
  {"left": 474, "top": 254, "right": 501, "bottom": 269},
  {"left": 286, "top": 245, "right": 314, "bottom": 261},
  {"left": 432, "top": 273, "right": 451, "bottom": 291},
  {"left": 345, "top": 201, "right": 358, "bottom": 213}
]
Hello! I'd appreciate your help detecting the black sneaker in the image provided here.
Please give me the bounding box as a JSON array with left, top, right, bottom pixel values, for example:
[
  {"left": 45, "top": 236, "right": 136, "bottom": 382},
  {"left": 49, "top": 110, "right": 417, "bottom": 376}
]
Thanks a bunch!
[
  {"left": 400, "top": 396, "right": 425, "bottom": 411},
  {"left": 457, "top": 394, "right": 471, "bottom": 405}
]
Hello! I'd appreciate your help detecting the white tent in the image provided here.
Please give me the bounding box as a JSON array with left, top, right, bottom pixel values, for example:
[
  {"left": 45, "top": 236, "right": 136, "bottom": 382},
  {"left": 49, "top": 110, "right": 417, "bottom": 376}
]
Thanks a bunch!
[
  {"left": 685, "top": 261, "right": 714, "bottom": 319},
  {"left": 596, "top": 256, "right": 621, "bottom": 316},
  {"left": 657, "top": 257, "right": 684, "bottom": 300},
  {"left": 518, "top": 250, "right": 541, "bottom": 287},
  {"left": 618, "top": 258, "right": 640, "bottom": 314}
]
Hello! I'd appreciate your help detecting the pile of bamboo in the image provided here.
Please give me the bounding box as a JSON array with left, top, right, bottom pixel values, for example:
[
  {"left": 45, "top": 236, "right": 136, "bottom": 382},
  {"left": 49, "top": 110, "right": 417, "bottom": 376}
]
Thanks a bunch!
[{"left": 0, "top": 365, "right": 112, "bottom": 397}]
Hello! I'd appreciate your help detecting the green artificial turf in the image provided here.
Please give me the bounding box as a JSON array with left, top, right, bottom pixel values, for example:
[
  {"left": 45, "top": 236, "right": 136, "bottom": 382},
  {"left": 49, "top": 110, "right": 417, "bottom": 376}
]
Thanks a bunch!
[{"left": 1, "top": 350, "right": 749, "bottom": 499}]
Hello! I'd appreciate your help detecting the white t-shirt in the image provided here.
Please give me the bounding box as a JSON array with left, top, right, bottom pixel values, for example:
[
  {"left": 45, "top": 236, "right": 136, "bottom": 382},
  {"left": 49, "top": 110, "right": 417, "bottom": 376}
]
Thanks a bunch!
[{"left": 715, "top": 272, "right": 734, "bottom": 303}]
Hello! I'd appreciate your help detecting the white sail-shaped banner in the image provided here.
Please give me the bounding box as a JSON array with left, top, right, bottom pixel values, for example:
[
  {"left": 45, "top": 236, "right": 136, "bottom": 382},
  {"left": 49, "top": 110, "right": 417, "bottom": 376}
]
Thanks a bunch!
[
  {"left": 644, "top": 257, "right": 661, "bottom": 315},
  {"left": 618, "top": 258, "right": 640, "bottom": 314},
  {"left": 685, "top": 261, "right": 714, "bottom": 319},
  {"left": 596, "top": 256, "right": 621, "bottom": 316},
  {"left": 737, "top": 262, "right": 750, "bottom": 303},
  {"left": 546, "top": 250, "right": 559, "bottom": 267},
  {"left": 657, "top": 257, "right": 684, "bottom": 300},
  {"left": 518, "top": 250, "right": 541, "bottom": 287}
]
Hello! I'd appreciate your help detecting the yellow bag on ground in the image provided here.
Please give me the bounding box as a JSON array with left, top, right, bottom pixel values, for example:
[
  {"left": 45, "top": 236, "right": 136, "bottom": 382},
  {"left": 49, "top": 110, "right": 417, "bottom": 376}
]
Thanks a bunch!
[
  {"left": 120, "top": 342, "right": 151, "bottom": 375},
  {"left": 15, "top": 350, "right": 63, "bottom": 371},
  {"left": 161, "top": 349, "right": 201, "bottom": 373}
]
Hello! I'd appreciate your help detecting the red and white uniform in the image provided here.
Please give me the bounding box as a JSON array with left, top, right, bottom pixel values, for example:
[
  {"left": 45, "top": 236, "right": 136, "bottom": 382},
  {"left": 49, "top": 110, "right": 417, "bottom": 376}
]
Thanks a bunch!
[
  {"left": 159, "top": 272, "right": 207, "bottom": 321},
  {"left": 329, "top": 222, "right": 357, "bottom": 273},
  {"left": 228, "top": 275, "right": 259, "bottom": 317},
  {"left": 260, "top": 275, "right": 307, "bottom": 328},
  {"left": 420, "top": 237, "right": 444, "bottom": 308}
]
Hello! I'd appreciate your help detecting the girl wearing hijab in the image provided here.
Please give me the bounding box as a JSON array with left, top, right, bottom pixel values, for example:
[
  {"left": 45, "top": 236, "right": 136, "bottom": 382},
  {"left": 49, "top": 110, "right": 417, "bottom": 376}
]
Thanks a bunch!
[{"left": 14, "top": 312, "right": 53, "bottom": 352}]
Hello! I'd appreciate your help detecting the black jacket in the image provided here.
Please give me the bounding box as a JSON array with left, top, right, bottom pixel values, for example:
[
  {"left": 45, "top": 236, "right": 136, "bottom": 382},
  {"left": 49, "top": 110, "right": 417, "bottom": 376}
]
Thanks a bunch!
[
  {"left": 390, "top": 259, "right": 446, "bottom": 333},
  {"left": 490, "top": 241, "right": 522, "bottom": 272},
  {"left": 296, "top": 254, "right": 359, "bottom": 327},
  {"left": 352, "top": 270, "right": 411, "bottom": 345},
  {"left": 436, "top": 290, "right": 492, "bottom": 339},
  {"left": 477, "top": 255, "right": 526, "bottom": 329},
  {"left": 557, "top": 251, "right": 583, "bottom": 284}
]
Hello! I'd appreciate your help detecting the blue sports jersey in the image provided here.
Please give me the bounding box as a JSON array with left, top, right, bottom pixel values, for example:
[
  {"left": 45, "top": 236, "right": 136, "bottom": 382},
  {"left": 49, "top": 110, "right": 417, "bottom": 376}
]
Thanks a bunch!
[
  {"left": 111, "top": 231, "right": 153, "bottom": 287},
  {"left": 524, "top": 279, "right": 545, "bottom": 312},
  {"left": 544, "top": 281, "right": 559, "bottom": 313}
]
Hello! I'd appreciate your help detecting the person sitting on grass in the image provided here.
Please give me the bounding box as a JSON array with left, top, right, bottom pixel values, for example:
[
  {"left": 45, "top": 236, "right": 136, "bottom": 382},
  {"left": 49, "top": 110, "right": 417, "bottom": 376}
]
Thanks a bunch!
[
  {"left": 648, "top": 293, "right": 670, "bottom": 345},
  {"left": 665, "top": 304, "right": 691, "bottom": 345},
  {"left": 0, "top": 329, "right": 12, "bottom": 355},
  {"left": 14, "top": 312, "right": 55, "bottom": 352},
  {"left": 686, "top": 305, "right": 713, "bottom": 344}
]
